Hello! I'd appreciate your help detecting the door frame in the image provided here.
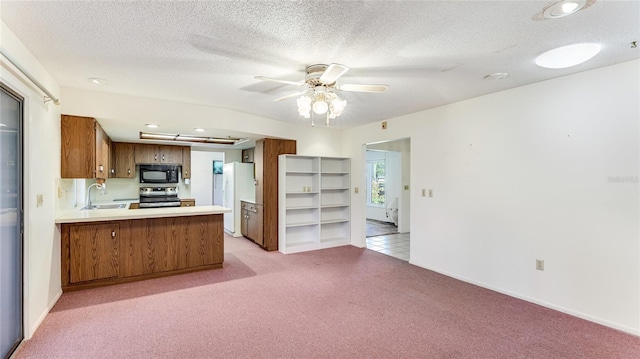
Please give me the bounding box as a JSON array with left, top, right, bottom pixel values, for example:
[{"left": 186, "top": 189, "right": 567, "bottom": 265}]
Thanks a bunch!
[{"left": 0, "top": 81, "right": 25, "bottom": 359}]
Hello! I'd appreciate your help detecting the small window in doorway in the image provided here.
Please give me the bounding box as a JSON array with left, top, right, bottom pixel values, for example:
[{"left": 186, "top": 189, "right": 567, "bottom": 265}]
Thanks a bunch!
[{"left": 366, "top": 160, "right": 385, "bottom": 206}]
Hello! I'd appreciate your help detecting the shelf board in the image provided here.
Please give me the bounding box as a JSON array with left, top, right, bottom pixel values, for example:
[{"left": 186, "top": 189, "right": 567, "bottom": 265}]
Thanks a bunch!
[
  {"left": 286, "top": 171, "right": 318, "bottom": 174},
  {"left": 286, "top": 206, "right": 319, "bottom": 210},
  {"left": 320, "top": 187, "right": 349, "bottom": 191},
  {"left": 320, "top": 219, "right": 349, "bottom": 224},
  {"left": 320, "top": 236, "right": 349, "bottom": 243},
  {"left": 286, "top": 221, "right": 319, "bottom": 228},
  {"left": 321, "top": 204, "right": 349, "bottom": 208},
  {"left": 321, "top": 171, "right": 349, "bottom": 175},
  {"left": 287, "top": 240, "right": 317, "bottom": 248},
  {"left": 286, "top": 191, "right": 319, "bottom": 195}
]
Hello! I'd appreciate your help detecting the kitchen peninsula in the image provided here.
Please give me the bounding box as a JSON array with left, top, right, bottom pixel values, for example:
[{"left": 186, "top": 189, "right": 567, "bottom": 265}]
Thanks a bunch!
[{"left": 56, "top": 205, "right": 230, "bottom": 291}]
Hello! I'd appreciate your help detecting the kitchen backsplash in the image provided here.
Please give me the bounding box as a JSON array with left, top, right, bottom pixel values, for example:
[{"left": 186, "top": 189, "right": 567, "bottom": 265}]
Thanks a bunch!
[{"left": 69, "top": 168, "right": 191, "bottom": 207}]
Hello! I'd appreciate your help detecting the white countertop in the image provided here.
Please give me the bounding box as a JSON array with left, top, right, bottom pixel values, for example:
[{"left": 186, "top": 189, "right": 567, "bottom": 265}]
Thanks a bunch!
[
  {"left": 240, "top": 198, "right": 256, "bottom": 204},
  {"left": 56, "top": 205, "right": 231, "bottom": 224}
]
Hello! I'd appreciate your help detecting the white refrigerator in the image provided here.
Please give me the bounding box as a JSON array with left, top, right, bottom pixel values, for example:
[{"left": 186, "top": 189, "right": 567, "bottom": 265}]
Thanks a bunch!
[{"left": 223, "top": 162, "right": 255, "bottom": 237}]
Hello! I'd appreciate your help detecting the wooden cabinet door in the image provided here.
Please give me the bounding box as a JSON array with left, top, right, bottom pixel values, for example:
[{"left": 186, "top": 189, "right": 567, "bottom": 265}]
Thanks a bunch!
[
  {"left": 70, "top": 223, "right": 119, "bottom": 283},
  {"left": 114, "top": 142, "right": 135, "bottom": 178},
  {"left": 182, "top": 146, "right": 191, "bottom": 179},
  {"left": 61, "top": 115, "right": 96, "bottom": 178},
  {"left": 240, "top": 202, "right": 249, "bottom": 238},
  {"left": 254, "top": 140, "right": 264, "bottom": 205},
  {"left": 249, "top": 204, "right": 264, "bottom": 246},
  {"left": 134, "top": 144, "right": 159, "bottom": 164},
  {"left": 109, "top": 139, "right": 116, "bottom": 178},
  {"left": 242, "top": 148, "right": 254, "bottom": 163},
  {"left": 160, "top": 145, "right": 183, "bottom": 164},
  {"left": 95, "top": 122, "right": 110, "bottom": 179},
  {"left": 120, "top": 217, "right": 174, "bottom": 276}
]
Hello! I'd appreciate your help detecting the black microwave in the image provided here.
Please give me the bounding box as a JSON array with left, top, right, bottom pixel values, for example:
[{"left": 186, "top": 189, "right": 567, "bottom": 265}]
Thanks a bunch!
[{"left": 139, "top": 164, "right": 180, "bottom": 183}]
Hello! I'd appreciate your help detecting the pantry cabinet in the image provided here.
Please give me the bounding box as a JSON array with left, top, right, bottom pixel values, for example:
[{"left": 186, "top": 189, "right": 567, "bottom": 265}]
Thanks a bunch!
[
  {"left": 253, "top": 138, "right": 296, "bottom": 251},
  {"left": 61, "top": 114, "right": 111, "bottom": 179}
]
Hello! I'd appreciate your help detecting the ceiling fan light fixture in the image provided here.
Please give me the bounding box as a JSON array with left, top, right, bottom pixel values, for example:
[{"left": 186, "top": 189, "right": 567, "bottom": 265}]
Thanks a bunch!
[{"left": 312, "top": 100, "right": 329, "bottom": 114}]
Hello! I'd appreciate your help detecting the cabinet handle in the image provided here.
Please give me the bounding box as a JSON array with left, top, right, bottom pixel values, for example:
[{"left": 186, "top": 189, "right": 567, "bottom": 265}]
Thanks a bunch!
[
  {"left": 128, "top": 169, "right": 131, "bottom": 174},
  {"left": 111, "top": 168, "right": 115, "bottom": 174},
  {"left": 99, "top": 165, "right": 104, "bottom": 172},
  {"left": 185, "top": 170, "right": 188, "bottom": 176},
  {"left": 154, "top": 154, "right": 157, "bottom": 161},
  {"left": 162, "top": 154, "right": 165, "bottom": 161},
  {"left": 111, "top": 231, "right": 116, "bottom": 238}
]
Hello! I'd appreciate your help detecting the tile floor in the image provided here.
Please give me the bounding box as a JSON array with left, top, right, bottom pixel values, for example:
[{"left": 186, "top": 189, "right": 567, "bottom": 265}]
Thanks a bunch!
[{"left": 366, "top": 233, "right": 410, "bottom": 261}]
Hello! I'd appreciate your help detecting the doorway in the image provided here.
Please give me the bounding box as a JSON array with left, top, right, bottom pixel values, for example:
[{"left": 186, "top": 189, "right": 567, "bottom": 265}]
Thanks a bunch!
[
  {"left": 0, "top": 83, "right": 24, "bottom": 358},
  {"left": 364, "top": 138, "right": 410, "bottom": 261}
]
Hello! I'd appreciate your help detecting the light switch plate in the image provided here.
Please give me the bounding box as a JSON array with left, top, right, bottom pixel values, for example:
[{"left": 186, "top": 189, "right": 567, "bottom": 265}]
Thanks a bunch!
[
  {"left": 36, "top": 194, "right": 43, "bottom": 207},
  {"left": 404, "top": 185, "right": 409, "bottom": 190},
  {"left": 354, "top": 187, "right": 359, "bottom": 194}
]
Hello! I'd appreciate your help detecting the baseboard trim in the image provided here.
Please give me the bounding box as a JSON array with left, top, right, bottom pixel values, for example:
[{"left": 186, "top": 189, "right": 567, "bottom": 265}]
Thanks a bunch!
[
  {"left": 409, "top": 260, "right": 639, "bottom": 337},
  {"left": 26, "top": 289, "right": 62, "bottom": 339}
]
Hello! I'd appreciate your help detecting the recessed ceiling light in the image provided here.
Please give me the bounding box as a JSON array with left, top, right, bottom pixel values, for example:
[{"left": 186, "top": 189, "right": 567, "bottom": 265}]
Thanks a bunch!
[
  {"left": 145, "top": 124, "right": 159, "bottom": 128},
  {"left": 543, "top": 0, "right": 587, "bottom": 19},
  {"left": 535, "top": 43, "right": 601, "bottom": 69},
  {"left": 88, "top": 77, "right": 108, "bottom": 85},
  {"left": 483, "top": 72, "right": 510, "bottom": 80},
  {"left": 194, "top": 128, "right": 206, "bottom": 132}
]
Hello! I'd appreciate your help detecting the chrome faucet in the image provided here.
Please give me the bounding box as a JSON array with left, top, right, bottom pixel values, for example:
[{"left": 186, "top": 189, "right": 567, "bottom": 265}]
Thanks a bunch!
[{"left": 86, "top": 183, "right": 106, "bottom": 208}]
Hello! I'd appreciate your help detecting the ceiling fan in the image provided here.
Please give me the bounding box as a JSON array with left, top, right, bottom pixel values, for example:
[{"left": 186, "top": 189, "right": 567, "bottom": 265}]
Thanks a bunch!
[{"left": 255, "top": 63, "right": 389, "bottom": 125}]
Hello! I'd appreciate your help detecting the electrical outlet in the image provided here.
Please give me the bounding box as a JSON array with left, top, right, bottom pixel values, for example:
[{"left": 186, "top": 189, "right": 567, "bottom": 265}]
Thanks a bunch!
[
  {"left": 382, "top": 121, "right": 387, "bottom": 129},
  {"left": 536, "top": 259, "right": 544, "bottom": 271},
  {"left": 354, "top": 187, "right": 359, "bottom": 194},
  {"left": 57, "top": 187, "right": 64, "bottom": 198},
  {"left": 404, "top": 185, "right": 409, "bottom": 190},
  {"left": 36, "top": 194, "right": 43, "bottom": 207},
  {"left": 428, "top": 189, "right": 433, "bottom": 197},
  {"left": 421, "top": 189, "right": 426, "bottom": 197}
]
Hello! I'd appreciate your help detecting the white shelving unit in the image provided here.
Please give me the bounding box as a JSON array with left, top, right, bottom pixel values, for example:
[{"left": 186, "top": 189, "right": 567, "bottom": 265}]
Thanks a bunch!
[{"left": 278, "top": 155, "right": 350, "bottom": 254}]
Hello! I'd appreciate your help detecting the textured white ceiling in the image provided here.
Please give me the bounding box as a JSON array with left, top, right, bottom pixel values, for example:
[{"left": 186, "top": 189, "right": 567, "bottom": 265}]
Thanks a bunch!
[{"left": 1, "top": 1, "right": 639, "bottom": 138}]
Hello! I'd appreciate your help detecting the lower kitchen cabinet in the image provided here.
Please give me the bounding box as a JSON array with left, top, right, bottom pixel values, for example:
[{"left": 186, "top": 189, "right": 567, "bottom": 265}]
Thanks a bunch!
[
  {"left": 69, "top": 222, "right": 120, "bottom": 283},
  {"left": 60, "top": 214, "right": 224, "bottom": 291},
  {"left": 240, "top": 201, "right": 263, "bottom": 246}
]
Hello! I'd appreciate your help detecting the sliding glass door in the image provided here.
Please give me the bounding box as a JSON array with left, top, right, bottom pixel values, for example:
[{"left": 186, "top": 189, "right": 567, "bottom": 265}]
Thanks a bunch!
[{"left": 0, "top": 83, "right": 23, "bottom": 359}]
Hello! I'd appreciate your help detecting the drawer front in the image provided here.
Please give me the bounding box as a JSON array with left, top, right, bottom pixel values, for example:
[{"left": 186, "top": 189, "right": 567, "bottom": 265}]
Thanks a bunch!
[{"left": 241, "top": 202, "right": 256, "bottom": 212}]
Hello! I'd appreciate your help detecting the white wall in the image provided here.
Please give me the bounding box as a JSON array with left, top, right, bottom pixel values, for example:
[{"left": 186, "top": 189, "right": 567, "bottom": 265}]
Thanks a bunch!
[
  {"left": 343, "top": 59, "right": 640, "bottom": 335},
  {"left": 1, "top": 21, "right": 64, "bottom": 339},
  {"left": 190, "top": 150, "right": 225, "bottom": 206}
]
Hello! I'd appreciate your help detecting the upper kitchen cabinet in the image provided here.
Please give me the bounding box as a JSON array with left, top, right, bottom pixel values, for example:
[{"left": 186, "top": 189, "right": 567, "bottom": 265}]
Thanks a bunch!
[
  {"left": 61, "top": 115, "right": 110, "bottom": 179},
  {"left": 242, "top": 148, "right": 254, "bottom": 163},
  {"left": 134, "top": 144, "right": 183, "bottom": 164},
  {"left": 113, "top": 142, "right": 135, "bottom": 178},
  {"left": 182, "top": 146, "right": 191, "bottom": 179}
]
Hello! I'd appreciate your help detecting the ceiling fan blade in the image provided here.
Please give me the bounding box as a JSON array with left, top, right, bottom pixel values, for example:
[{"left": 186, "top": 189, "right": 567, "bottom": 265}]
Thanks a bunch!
[
  {"left": 319, "top": 63, "right": 349, "bottom": 84},
  {"left": 337, "top": 83, "right": 389, "bottom": 93},
  {"left": 254, "top": 76, "right": 304, "bottom": 86},
  {"left": 273, "top": 91, "right": 307, "bottom": 101}
]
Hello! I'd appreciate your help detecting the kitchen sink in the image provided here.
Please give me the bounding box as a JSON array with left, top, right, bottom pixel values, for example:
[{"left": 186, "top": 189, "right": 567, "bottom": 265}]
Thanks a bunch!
[{"left": 81, "top": 204, "right": 127, "bottom": 210}]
